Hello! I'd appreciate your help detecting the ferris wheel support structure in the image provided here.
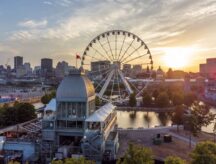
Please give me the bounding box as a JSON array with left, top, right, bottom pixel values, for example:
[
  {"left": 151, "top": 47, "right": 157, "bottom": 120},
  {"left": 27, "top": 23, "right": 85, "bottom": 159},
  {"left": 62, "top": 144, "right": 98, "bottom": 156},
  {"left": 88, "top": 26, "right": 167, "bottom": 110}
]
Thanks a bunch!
[{"left": 81, "top": 30, "right": 154, "bottom": 103}]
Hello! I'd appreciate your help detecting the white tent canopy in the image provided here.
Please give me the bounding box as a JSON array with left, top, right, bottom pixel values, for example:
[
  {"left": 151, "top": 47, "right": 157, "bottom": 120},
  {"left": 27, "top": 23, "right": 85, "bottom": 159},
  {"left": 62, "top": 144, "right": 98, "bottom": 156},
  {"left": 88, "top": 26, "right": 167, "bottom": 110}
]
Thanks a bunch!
[
  {"left": 86, "top": 103, "right": 116, "bottom": 122},
  {"left": 44, "top": 98, "right": 56, "bottom": 112}
]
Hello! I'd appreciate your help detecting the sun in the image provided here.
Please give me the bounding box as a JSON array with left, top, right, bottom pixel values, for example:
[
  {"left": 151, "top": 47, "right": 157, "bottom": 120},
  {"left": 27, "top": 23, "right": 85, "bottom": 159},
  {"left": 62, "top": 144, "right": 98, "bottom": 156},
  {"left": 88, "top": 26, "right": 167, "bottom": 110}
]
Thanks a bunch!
[{"left": 163, "top": 47, "right": 195, "bottom": 69}]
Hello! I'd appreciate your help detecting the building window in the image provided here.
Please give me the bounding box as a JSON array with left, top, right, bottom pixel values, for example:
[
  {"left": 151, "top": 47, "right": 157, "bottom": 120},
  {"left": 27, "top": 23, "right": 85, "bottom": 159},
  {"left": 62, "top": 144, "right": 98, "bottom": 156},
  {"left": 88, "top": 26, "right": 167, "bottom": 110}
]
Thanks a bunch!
[
  {"left": 67, "top": 121, "right": 76, "bottom": 128},
  {"left": 57, "top": 120, "right": 66, "bottom": 128}
]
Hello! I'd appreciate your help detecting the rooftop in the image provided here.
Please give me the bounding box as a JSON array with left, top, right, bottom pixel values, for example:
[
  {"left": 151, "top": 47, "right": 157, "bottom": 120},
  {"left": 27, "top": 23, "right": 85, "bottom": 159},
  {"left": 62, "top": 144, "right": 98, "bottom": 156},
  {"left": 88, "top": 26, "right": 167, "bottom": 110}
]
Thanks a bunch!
[
  {"left": 86, "top": 103, "right": 116, "bottom": 122},
  {"left": 56, "top": 68, "right": 95, "bottom": 102}
]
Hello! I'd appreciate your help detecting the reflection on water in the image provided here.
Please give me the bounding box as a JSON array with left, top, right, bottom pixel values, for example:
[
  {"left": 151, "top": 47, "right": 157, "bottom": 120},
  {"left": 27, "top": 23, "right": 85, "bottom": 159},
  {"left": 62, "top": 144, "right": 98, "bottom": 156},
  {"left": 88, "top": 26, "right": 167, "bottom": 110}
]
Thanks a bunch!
[
  {"left": 202, "top": 107, "right": 216, "bottom": 133},
  {"left": 117, "top": 110, "right": 172, "bottom": 129},
  {"left": 158, "top": 113, "right": 171, "bottom": 126},
  {"left": 144, "top": 112, "right": 152, "bottom": 128},
  {"left": 117, "top": 107, "right": 216, "bottom": 133}
]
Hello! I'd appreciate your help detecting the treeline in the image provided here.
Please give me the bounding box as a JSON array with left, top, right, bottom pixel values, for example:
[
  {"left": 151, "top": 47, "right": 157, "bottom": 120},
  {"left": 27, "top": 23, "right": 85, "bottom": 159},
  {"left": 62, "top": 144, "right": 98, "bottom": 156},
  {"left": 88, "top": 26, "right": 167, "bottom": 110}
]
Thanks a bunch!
[
  {"left": 117, "top": 142, "right": 216, "bottom": 164},
  {"left": 142, "top": 90, "right": 197, "bottom": 108},
  {"left": 0, "top": 102, "right": 36, "bottom": 128},
  {"left": 41, "top": 91, "right": 56, "bottom": 105}
]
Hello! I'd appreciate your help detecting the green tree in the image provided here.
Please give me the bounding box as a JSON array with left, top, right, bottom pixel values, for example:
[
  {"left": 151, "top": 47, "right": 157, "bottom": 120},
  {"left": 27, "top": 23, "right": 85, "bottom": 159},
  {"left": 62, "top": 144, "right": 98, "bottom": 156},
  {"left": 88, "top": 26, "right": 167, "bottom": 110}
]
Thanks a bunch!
[
  {"left": 41, "top": 94, "right": 51, "bottom": 105},
  {"left": 64, "top": 157, "right": 95, "bottom": 164},
  {"left": 185, "top": 102, "right": 215, "bottom": 147},
  {"left": 51, "top": 160, "right": 63, "bottom": 164},
  {"left": 117, "top": 143, "right": 154, "bottom": 164},
  {"left": 171, "top": 105, "right": 184, "bottom": 132},
  {"left": 172, "top": 92, "right": 184, "bottom": 106},
  {"left": 142, "top": 91, "right": 152, "bottom": 107},
  {"left": 165, "top": 156, "right": 186, "bottom": 164},
  {"left": 184, "top": 92, "right": 197, "bottom": 106},
  {"left": 2, "top": 107, "right": 17, "bottom": 126},
  {"left": 0, "top": 102, "right": 36, "bottom": 127},
  {"left": 15, "top": 103, "right": 36, "bottom": 123},
  {"left": 95, "top": 96, "right": 101, "bottom": 106},
  {"left": 155, "top": 92, "right": 170, "bottom": 108},
  {"left": 191, "top": 141, "right": 216, "bottom": 164},
  {"left": 129, "top": 93, "right": 136, "bottom": 107},
  {"left": 152, "top": 89, "right": 159, "bottom": 99},
  {"left": 51, "top": 157, "right": 95, "bottom": 164}
]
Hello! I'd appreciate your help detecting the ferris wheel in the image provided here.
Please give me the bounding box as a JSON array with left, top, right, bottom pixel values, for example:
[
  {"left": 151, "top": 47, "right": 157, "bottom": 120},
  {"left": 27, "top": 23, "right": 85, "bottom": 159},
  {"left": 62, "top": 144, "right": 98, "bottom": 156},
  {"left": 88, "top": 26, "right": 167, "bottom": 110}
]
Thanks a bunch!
[{"left": 81, "top": 30, "right": 153, "bottom": 103}]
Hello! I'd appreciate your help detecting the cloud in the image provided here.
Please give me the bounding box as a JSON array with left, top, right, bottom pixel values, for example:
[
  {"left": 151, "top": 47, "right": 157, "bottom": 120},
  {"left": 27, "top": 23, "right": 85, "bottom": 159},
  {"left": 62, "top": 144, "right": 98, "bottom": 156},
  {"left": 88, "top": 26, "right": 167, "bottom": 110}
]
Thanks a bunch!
[
  {"left": 43, "top": 1, "right": 53, "bottom": 5},
  {"left": 3, "top": 0, "right": 216, "bottom": 70},
  {"left": 18, "top": 19, "right": 47, "bottom": 28},
  {"left": 57, "top": 0, "right": 71, "bottom": 7}
]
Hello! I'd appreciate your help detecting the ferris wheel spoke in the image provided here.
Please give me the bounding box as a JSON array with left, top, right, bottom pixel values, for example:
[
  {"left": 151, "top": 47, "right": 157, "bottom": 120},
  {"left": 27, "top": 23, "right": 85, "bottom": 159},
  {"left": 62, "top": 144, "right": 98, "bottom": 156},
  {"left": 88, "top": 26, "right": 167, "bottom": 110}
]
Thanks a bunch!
[
  {"left": 110, "top": 70, "right": 116, "bottom": 98},
  {"left": 98, "top": 40, "right": 113, "bottom": 61},
  {"left": 95, "top": 68, "right": 113, "bottom": 90},
  {"left": 115, "top": 34, "right": 117, "bottom": 60},
  {"left": 118, "top": 39, "right": 135, "bottom": 62},
  {"left": 120, "top": 44, "right": 143, "bottom": 63},
  {"left": 91, "top": 46, "right": 111, "bottom": 61},
  {"left": 122, "top": 53, "right": 149, "bottom": 64},
  {"left": 84, "top": 54, "right": 104, "bottom": 62},
  {"left": 117, "top": 69, "right": 133, "bottom": 95},
  {"left": 116, "top": 69, "right": 122, "bottom": 101},
  {"left": 98, "top": 69, "right": 115, "bottom": 98},
  {"left": 81, "top": 30, "right": 153, "bottom": 103},
  {"left": 117, "top": 35, "right": 126, "bottom": 61},
  {"left": 129, "top": 80, "right": 139, "bottom": 93},
  {"left": 106, "top": 35, "right": 115, "bottom": 61}
]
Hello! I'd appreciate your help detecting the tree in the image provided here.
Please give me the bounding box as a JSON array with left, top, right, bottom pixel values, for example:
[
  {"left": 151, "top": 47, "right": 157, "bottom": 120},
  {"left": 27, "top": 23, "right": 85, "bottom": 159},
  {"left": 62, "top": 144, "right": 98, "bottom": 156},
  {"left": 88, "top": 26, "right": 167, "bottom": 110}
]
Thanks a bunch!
[
  {"left": 185, "top": 102, "right": 215, "bottom": 147},
  {"left": 95, "top": 96, "right": 101, "bottom": 106},
  {"left": 41, "top": 94, "right": 52, "bottom": 105},
  {"left": 155, "top": 92, "right": 170, "bottom": 108},
  {"left": 15, "top": 103, "right": 36, "bottom": 123},
  {"left": 184, "top": 92, "right": 197, "bottom": 106},
  {"left": 152, "top": 89, "right": 159, "bottom": 99},
  {"left": 165, "top": 156, "right": 186, "bottom": 164},
  {"left": 166, "top": 68, "right": 173, "bottom": 78},
  {"left": 0, "top": 102, "right": 36, "bottom": 127},
  {"left": 172, "top": 92, "right": 184, "bottom": 106},
  {"left": 129, "top": 93, "right": 137, "bottom": 107},
  {"left": 142, "top": 91, "right": 152, "bottom": 107},
  {"left": 214, "top": 122, "right": 216, "bottom": 143},
  {"left": 186, "top": 102, "right": 215, "bottom": 137},
  {"left": 190, "top": 141, "right": 216, "bottom": 164},
  {"left": 171, "top": 105, "right": 184, "bottom": 132},
  {"left": 117, "top": 143, "right": 154, "bottom": 164},
  {"left": 64, "top": 157, "right": 95, "bottom": 164},
  {"left": 51, "top": 157, "right": 95, "bottom": 164}
]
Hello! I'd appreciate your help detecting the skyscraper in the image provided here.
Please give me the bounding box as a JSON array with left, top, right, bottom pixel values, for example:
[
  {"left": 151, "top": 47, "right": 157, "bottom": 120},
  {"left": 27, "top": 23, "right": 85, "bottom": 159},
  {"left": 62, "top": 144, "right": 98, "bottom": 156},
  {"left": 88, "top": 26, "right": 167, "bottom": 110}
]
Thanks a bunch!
[
  {"left": 14, "top": 56, "right": 23, "bottom": 70},
  {"left": 41, "top": 58, "right": 53, "bottom": 77}
]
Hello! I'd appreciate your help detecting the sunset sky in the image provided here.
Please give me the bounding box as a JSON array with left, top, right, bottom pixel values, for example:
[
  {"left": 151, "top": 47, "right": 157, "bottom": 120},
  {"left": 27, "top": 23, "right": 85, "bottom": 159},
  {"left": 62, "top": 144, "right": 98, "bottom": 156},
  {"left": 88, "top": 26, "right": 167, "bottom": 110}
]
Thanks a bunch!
[{"left": 0, "top": 0, "right": 216, "bottom": 72}]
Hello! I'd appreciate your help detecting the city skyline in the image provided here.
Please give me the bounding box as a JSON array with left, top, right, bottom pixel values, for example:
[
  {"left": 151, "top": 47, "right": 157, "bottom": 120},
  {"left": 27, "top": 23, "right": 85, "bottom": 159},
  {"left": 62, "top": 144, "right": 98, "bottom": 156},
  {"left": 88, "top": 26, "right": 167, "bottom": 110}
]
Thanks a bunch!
[{"left": 0, "top": 0, "right": 216, "bottom": 71}]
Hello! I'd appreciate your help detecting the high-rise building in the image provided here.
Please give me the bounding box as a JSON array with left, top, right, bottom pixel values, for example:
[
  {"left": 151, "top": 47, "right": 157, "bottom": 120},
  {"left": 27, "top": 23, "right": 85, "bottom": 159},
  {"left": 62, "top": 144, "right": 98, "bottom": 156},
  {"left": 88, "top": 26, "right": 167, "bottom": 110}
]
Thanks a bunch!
[
  {"left": 123, "top": 64, "right": 131, "bottom": 76},
  {"left": 200, "top": 58, "right": 216, "bottom": 79},
  {"left": 14, "top": 56, "right": 23, "bottom": 70},
  {"left": 133, "top": 64, "right": 142, "bottom": 74},
  {"left": 55, "top": 61, "right": 69, "bottom": 79},
  {"left": 41, "top": 58, "right": 53, "bottom": 77},
  {"left": 91, "top": 60, "right": 110, "bottom": 72},
  {"left": 23, "top": 62, "right": 32, "bottom": 76}
]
